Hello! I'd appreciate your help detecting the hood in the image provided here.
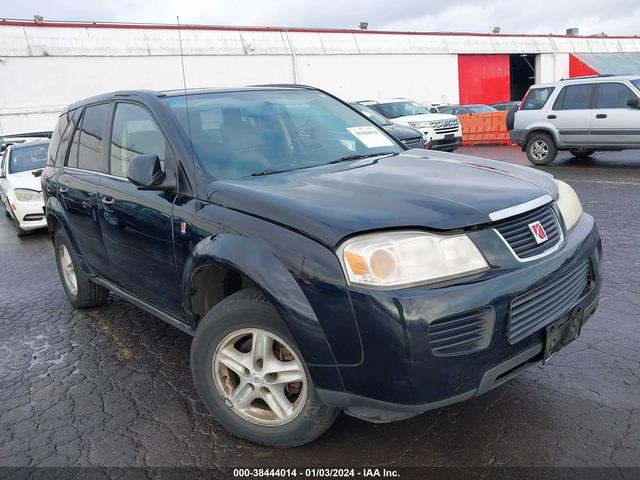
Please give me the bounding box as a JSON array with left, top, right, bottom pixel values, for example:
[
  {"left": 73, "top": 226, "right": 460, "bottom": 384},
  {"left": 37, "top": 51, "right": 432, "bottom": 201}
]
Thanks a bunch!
[
  {"left": 383, "top": 123, "right": 423, "bottom": 140},
  {"left": 209, "top": 150, "right": 558, "bottom": 247},
  {"left": 7, "top": 170, "right": 42, "bottom": 192},
  {"left": 392, "top": 113, "right": 457, "bottom": 123}
]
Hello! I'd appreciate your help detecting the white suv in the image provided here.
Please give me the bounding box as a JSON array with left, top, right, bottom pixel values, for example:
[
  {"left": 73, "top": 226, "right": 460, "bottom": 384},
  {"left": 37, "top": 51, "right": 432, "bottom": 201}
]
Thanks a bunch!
[
  {"left": 0, "top": 140, "right": 49, "bottom": 236},
  {"left": 358, "top": 99, "right": 462, "bottom": 152},
  {"left": 510, "top": 75, "right": 640, "bottom": 165}
]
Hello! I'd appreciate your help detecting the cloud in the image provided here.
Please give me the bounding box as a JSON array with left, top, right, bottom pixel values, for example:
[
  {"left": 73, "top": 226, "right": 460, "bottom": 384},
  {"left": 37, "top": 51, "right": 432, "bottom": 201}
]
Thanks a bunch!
[{"left": 2, "top": 0, "right": 639, "bottom": 36}]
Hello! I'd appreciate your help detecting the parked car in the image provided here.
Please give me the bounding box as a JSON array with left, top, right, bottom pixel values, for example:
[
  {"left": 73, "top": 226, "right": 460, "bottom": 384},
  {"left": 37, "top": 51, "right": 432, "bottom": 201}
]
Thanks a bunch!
[
  {"left": 490, "top": 101, "right": 521, "bottom": 111},
  {"left": 42, "top": 85, "right": 601, "bottom": 447},
  {"left": 0, "top": 139, "right": 49, "bottom": 236},
  {"left": 418, "top": 102, "right": 450, "bottom": 113},
  {"left": 439, "top": 104, "right": 498, "bottom": 115},
  {"left": 349, "top": 103, "right": 425, "bottom": 149},
  {"left": 1, "top": 130, "right": 52, "bottom": 153},
  {"left": 509, "top": 75, "right": 640, "bottom": 165},
  {"left": 357, "top": 98, "right": 462, "bottom": 152}
]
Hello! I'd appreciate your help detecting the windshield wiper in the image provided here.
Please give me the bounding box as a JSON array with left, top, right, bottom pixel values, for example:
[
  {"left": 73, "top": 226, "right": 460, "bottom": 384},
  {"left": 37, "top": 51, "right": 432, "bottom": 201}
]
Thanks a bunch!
[
  {"left": 250, "top": 169, "right": 290, "bottom": 177},
  {"left": 329, "top": 152, "right": 398, "bottom": 164}
]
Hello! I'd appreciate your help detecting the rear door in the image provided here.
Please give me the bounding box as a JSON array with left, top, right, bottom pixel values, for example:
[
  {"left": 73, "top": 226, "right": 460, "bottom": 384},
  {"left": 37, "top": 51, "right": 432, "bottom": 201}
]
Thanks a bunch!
[
  {"left": 550, "top": 83, "right": 594, "bottom": 147},
  {"left": 57, "top": 103, "right": 111, "bottom": 275},
  {"left": 97, "top": 101, "right": 183, "bottom": 318},
  {"left": 591, "top": 81, "right": 640, "bottom": 147}
]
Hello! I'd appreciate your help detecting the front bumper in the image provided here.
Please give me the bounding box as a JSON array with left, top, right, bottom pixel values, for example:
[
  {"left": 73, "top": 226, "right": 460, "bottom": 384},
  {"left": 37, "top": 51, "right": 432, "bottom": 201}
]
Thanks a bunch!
[
  {"left": 12, "top": 200, "right": 47, "bottom": 230},
  {"left": 317, "top": 213, "right": 602, "bottom": 421},
  {"left": 420, "top": 126, "right": 463, "bottom": 150}
]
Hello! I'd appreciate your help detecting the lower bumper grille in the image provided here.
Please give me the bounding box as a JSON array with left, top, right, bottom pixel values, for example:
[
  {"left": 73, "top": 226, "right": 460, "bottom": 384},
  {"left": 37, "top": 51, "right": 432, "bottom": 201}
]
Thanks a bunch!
[
  {"left": 429, "top": 307, "right": 494, "bottom": 356},
  {"left": 23, "top": 213, "right": 45, "bottom": 222},
  {"left": 508, "top": 261, "right": 591, "bottom": 344}
]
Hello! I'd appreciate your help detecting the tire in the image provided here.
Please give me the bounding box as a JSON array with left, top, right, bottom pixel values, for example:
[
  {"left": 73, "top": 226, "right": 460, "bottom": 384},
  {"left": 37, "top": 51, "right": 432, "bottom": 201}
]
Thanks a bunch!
[
  {"left": 14, "top": 218, "right": 28, "bottom": 236},
  {"left": 190, "top": 288, "right": 338, "bottom": 447},
  {"left": 506, "top": 107, "right": 516, "bottom": 131},
  {"left": 53, "top": 228, "right": 109, "bottom": 308},
  {"left": 570, "top": 149, "right": 596, "bottom": 158},
  {"left": 526, "top": 133, "right": 558, "bottom": 165}
]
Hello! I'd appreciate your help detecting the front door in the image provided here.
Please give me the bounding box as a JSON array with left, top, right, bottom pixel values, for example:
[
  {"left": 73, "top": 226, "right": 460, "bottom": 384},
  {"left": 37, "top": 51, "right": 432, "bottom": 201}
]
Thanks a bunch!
[
  {"left": 591, "top": 81, "right": 640, "bottom": 147},
  {"left": 98, "top": 101, "right": 183, "bottom": 319}
]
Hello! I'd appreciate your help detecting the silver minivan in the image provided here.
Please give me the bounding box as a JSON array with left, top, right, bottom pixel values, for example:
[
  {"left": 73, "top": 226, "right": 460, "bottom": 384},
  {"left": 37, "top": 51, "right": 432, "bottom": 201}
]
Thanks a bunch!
[{"left": 509, "top": 75, "right": 640, "bottom": 165}]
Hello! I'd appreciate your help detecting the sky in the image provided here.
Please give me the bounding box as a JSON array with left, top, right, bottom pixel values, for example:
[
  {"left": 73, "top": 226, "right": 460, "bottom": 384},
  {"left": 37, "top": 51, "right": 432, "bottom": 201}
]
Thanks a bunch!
[{"left": 1, "top": 0, "right": 640, "bottom": 36}]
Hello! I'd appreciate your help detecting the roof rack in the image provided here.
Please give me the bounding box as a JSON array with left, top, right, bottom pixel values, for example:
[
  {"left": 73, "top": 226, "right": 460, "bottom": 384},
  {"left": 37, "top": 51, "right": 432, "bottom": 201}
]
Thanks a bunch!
[
  {"left": 248, "top": 83, "right": 316, "bottom": 89},
  {"left": 559, "top": 73, "right": 618, "bottom": 81}
]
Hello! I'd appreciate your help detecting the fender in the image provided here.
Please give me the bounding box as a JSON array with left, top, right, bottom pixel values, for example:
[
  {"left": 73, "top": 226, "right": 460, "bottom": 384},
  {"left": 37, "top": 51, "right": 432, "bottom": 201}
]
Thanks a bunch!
[
  {"left": 45, "top": 195, "right": 96, "bottom": 277},
  {"left": 183, "top": 233, "right": 342, "bottom": 368}
]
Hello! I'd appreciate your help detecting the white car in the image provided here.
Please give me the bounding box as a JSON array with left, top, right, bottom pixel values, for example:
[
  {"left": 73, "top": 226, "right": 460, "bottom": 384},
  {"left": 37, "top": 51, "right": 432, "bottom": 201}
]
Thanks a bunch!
[
  {"left": 358, "top": 99, "right": 462, "bottom": 152},
  {"left": 0, "top": 139, "right": 49, "bottom": 236}
]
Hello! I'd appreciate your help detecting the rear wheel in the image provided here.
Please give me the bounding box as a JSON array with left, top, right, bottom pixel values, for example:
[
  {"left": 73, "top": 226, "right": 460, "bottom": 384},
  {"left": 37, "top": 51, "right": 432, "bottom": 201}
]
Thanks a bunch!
[
  {"left": 190, "top": 288, "right": 338, "bottom": 447},
  {"left": 53, "top": 228, "right": 109, "bottom": 308},
  {"left": 570, "top": 149, "right": 596, "bottom": 158},
  {"left": 526, "top": 133, "right": 558, "bottom": 165}
]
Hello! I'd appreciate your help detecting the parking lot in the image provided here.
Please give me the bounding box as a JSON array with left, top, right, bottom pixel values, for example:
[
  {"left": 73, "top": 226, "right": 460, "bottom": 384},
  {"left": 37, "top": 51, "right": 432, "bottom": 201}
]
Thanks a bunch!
[{"left": 0, "top": 146, "right": 638, "bottom": 468}]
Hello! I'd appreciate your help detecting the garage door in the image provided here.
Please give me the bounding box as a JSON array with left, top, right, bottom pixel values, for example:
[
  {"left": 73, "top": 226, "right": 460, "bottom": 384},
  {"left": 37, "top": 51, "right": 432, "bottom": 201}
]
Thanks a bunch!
[{"left": 458, "top": 54, "right": 510, "bottom": 104}]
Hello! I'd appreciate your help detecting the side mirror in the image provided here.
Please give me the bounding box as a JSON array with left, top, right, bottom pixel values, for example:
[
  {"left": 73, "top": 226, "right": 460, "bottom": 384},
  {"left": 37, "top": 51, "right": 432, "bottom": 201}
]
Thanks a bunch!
[
  {"left": 627, "top": 97, "right": 639, "bottom": 108},
  {"left": 127, "top": 154, "right": 175, "bottom": 191}
]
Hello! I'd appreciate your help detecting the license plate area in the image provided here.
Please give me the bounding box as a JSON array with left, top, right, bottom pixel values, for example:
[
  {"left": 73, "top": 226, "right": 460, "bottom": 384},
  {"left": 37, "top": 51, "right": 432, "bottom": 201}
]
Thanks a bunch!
[
  {"left": 543, "top": 307, "right": 583, "bottom": 363},
  {"left": 445, "top": 133, "right": 455, "bottom": 140}
]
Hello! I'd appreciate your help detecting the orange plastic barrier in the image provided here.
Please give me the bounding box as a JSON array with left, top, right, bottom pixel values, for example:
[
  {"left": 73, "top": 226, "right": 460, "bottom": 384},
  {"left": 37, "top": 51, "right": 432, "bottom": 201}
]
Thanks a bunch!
[{"left": 457, "top": 111, "right": 512, "bottom": 146}]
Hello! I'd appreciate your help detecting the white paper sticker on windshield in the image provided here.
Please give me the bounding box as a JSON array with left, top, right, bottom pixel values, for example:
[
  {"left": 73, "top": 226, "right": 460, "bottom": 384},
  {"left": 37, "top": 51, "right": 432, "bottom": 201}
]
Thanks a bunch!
[{"left": 347, "top": 127, "right": 394, "bottom": 148}]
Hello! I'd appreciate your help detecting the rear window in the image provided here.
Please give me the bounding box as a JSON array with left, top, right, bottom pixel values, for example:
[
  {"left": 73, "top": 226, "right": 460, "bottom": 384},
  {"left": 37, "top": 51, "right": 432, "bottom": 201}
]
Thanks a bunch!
[
  {"left": 553, "top": 84, "right": 594, "bottom": 110},
  {"left": 521, "top": 87, "right": 555, "bottom": 110},
  {"left": 9, "top": 143, "right": 49, "bottom": 174}
]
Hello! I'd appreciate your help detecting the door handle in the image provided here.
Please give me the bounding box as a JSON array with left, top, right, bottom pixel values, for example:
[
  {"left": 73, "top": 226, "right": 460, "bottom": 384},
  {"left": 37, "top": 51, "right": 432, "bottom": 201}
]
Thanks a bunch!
[
  {"left": 547, "top": 114, "right": 557, "bottom": 119},
  {"left": 595, "top": 114, "right": 608, "bottom": 119},
  {"left": 101, "top": 196, "right": 115, "bottom": 205}
]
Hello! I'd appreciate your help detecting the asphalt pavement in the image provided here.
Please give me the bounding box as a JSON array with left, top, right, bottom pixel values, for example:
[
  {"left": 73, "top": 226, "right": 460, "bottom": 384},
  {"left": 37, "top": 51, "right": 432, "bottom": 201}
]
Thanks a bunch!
[{"left": 0, "top": 147, "right": 638, "bottom": 469}]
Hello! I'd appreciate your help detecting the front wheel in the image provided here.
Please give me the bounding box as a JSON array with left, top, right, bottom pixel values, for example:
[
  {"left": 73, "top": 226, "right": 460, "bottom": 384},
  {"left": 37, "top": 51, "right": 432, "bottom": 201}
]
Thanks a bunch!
[
  {"left": 526, "top": 133, "right": 558, "bottom": 165},
  {"left": 190, "top": 288, "right": 338, "bottom": 447},
  {"left": 570, "top": 149, "right": 596, "bottom": 158}
]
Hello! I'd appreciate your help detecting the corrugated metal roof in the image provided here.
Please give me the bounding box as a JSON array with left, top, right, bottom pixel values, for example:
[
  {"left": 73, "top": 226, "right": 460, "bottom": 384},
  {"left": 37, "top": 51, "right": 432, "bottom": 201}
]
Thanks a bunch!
[{"left": 573, "top": 53, "right": 640, "bottom": 75}]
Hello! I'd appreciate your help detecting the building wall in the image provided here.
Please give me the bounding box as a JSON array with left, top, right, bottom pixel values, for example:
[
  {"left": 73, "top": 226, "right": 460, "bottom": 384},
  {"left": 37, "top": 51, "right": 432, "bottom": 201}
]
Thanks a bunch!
[{"left": 0, "top": 22, "right": 638, "bottom": 132}]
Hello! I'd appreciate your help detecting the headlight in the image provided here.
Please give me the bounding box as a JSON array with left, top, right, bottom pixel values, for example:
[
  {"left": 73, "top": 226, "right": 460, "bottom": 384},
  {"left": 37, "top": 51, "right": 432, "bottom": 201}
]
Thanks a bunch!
[
  {"left": 408, "top": 121, "right": 431, "bottom": 129},
  {"left": 338, "top": 231, "right": 489, "bottom": 289},
  {"left": 14, "top": 189, "right": 42, "bottom": 203},
  {"left": 555, "top": 180, "right": 583, "bottom": 230}
]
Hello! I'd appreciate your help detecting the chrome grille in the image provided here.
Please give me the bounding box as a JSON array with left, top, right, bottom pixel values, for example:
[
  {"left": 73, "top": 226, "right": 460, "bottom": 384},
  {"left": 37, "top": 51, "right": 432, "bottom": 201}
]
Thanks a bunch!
[
  {"left": 401, "top": 137, "right": 424, "bottom": 148},
  {"left": 508, "top": 261, "right": 591, "bottom": 344},
  {"left": 494, "top": 205, "right": 562, "bottom": 260},
  {"left": 429, "top": 307, "right": 494, "bottom": 356}
]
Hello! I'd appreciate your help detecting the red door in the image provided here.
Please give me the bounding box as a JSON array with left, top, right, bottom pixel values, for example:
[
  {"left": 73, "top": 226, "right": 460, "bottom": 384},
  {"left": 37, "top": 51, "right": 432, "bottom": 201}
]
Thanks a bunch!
[{"left": 458, "top": 54, "right": 510, "bottom": 104}]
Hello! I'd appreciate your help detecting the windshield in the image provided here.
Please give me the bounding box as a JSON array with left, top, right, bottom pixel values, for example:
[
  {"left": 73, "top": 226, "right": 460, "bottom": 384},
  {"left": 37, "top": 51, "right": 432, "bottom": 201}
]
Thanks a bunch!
[
  {"left": 350, "top": 104, "right": 392, "bottom": 126},
  {"left": 164, "top": 90, "right": 402, "bottom": 179},
  {"left": 8, "top": 143, "right": 48, "bottom": 174},
  {"left": 374, "top": 101, "right": 430, "bottom": 119},
  {"left": 466, "top": 105, "right": 497, "bottom": 113},
  {"left": 632, "top": 79, "right": 640, "bottom": 91}
]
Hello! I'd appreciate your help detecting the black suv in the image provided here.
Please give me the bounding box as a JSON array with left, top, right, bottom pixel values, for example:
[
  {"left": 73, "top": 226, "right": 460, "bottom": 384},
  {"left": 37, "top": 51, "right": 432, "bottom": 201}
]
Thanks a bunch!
[{"left": 42, "top": 86, "right": 602, "bottom": 447}]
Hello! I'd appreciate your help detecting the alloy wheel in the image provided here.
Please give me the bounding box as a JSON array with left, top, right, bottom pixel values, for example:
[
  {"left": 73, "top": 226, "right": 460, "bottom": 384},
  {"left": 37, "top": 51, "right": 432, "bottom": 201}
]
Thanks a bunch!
[
  {"left": 59, "top": 245, "right": 78, "bottom": 296},
  {"left": 213, "top": 328, "right": 308, "bottom": 426},
  {"left": 531, "top": 140, "right": 549, "bottom": 161}
]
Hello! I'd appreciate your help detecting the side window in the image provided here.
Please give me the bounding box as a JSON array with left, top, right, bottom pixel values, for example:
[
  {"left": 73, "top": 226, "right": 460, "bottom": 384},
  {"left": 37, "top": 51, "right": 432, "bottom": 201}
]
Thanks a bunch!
[
  {"left": 66, "top": 110, "right": 83, "bottom": 168},
  {"left": 553, "top": 84, "right": 593, "bottom": 110},
  {"left": 596, "top": 83, "right": 637, "bottom": 109},
  {"left": 110, "top": 103, "right": 167, "bottom": 178},
  {"left": 48, "top": 113, "right": 69, "bottom": 167},
  {"left": 0, "top": 150, "right": 6, "bottom": 176},
  {"left": 56, "top": 109, "right": 80, "bottom": 167},
  {"left": 78, "top": 103, "right": 110, "bottom": 172},
  {"left": 521, "top": 87, "right": 555, "bottom": 110},
  {"left": 453, "top": 107, "right": 466, "bottom": 115}
]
